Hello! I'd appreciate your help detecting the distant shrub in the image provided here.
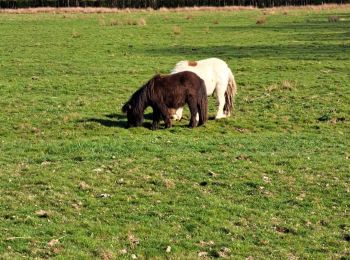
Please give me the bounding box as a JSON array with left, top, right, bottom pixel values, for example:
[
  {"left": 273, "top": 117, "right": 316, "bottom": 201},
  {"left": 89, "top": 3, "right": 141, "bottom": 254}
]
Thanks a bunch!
[
  {"left": 212, "top": 19, "right": 219, "bottom": 25},
  {"left": 328, "top": 15, "right": 339, "bottom": 23}
]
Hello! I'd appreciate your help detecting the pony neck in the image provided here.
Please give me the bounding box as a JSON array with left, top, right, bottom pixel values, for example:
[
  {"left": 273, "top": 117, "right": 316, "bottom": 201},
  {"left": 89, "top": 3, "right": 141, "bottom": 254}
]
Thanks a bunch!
[{"left": 131, "top": 83, "right": 151, "bottom": 114}]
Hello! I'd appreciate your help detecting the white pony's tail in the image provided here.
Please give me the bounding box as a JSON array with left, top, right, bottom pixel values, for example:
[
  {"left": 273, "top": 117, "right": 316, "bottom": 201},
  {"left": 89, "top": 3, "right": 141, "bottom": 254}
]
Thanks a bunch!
[{"left": 224, "top": 68, "right": 237, "bottom": 116}]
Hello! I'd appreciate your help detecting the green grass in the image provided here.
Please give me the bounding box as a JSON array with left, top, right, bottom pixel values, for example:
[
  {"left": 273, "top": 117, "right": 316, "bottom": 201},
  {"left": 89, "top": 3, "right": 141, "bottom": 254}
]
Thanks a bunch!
[{"left": 1, "top": 7, "right": 350, "bottom": 259}]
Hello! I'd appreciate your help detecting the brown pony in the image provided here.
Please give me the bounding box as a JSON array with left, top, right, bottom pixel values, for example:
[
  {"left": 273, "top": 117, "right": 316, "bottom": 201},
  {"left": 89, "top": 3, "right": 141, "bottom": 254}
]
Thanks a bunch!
[{"left": 122, "top": 71, "right": 208, "bottom": 129}]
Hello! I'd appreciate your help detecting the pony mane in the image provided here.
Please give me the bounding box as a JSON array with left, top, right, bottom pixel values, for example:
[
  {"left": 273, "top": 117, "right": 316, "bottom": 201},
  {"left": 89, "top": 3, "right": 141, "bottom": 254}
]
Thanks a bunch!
[{"left": 123, "top": 76, "right": 157, "bottom": 114}]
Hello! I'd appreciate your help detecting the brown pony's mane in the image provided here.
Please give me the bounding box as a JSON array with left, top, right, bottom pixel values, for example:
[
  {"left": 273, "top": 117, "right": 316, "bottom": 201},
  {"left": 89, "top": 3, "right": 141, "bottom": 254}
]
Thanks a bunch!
[{"left": 122, "top": 75, "right": 157, "bottom": 114}]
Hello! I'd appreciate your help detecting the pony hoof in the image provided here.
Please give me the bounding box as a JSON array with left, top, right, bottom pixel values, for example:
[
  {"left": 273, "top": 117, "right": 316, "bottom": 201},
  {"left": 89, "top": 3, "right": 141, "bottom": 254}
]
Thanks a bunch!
[
  {"left": 215, "top": 115, "right": 227, "bottom": 119},
  {"left": 151, "top": 124, "right": 159, "bottom": 130},
  {"left": 171, "top": 115, "right": 182, "bottom": 121}
]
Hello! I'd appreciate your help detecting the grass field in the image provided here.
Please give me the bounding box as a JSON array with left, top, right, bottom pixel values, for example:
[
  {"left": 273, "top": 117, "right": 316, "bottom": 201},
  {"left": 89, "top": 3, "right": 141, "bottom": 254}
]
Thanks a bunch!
[{"left": 1, "top": 6, "right": 350, "bottom": 259}]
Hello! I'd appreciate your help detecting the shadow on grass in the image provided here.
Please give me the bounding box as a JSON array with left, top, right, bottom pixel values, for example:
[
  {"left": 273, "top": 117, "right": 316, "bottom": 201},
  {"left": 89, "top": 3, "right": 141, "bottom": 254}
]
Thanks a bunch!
[
  {"left": 78, "top": 113, "right": 155, "bottom": 129},
  {"left": 143, "top": 19, "right": 350, "bottom": 61},
  {"left": 145, "top": 42, "right": 348, "bottom": 61},
  {"left": 79, "top": 117, "right": 127, "bottom": 128},
  {"left": 79, "top": 112, "right": 216, "bottom": 130}
]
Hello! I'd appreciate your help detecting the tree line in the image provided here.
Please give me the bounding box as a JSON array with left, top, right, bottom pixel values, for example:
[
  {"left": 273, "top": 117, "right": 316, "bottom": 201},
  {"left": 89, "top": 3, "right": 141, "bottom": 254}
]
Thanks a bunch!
[{"left": 1, "top": 0, "right": 348, "bottom": 9}]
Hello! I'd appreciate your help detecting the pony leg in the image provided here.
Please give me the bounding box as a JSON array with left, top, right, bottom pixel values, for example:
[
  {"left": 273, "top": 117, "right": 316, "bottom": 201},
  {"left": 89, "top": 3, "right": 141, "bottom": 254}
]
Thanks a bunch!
[
  {"left": 151, "top": 107, "right": 161, "bottom": 130},
  {"left": 215, "top": 85, "right": 228, "bottom": 119},
  {"left": 156, "top": 105, "right": 172, "bottom": 128},
  {"left": 163, "top": 114, "right": 172, "bottom": 128},
  {"left": 188, "top": 99, "right": 199, "bottom": 128}
]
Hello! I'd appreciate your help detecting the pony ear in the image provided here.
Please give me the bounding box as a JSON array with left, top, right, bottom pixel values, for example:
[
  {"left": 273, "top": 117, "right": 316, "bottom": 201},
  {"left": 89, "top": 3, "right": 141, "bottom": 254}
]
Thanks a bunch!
[{"left": 122, "top": 103, "right": 131, "bottom": 113}]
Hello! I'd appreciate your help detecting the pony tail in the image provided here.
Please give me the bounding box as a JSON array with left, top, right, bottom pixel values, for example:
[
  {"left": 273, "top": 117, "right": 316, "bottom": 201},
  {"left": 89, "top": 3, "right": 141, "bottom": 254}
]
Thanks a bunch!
[
  {"left": 198, "top": 79, "right": 208, "bottom": 126},
  {"left": 223, "top": 68, "right": 237, "bottom": 116}
]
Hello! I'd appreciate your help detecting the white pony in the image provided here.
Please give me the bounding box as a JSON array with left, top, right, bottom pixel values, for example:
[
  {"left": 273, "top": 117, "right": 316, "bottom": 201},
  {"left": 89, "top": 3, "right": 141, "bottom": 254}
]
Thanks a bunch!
[{"left": 171, "top": 57, "right": 237, "bottom": 120}]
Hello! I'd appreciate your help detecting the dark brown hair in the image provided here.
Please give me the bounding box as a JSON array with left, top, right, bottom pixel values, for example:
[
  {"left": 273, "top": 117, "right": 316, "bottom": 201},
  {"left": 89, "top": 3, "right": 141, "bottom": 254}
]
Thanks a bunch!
[{"left": 122, "top": 71, "right": 208, "bottom": 129}]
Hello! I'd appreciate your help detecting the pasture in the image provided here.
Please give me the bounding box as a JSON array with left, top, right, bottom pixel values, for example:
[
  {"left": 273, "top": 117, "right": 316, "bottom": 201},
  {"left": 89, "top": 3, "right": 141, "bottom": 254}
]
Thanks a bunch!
[{"left": 0, "top": 6, "right": 349, "bottom": 259}]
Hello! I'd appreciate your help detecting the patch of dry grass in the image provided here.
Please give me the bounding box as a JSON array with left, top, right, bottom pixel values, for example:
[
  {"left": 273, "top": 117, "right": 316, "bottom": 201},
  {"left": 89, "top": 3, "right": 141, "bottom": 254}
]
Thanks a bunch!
[
  {"left": 126, "top": 19, "right": 137, "bottom": 25},
  {"left": 71, "top": 29, "right": 81, "bottom": 38},
  {"left": 137, "top": 18, "right": 146, "bottom": 26},
  {"left": 109, "top": 18, "right": 119, "bottom": 26},
  {"left": 186, "top": 14, "right": 194, "bottom": 20},
  {"left": 281, "top": 80, "right": 295, "bottom": 90},
  {"left": 256, "top": 16, "right": 267, "bottom": 24},
  {"left": 159, "top": 5, "right": 255, "bottom": 12},
  {"left": 328, "top": 15, "right": 339, "bottom": 22},
  {"left": 263, "top": 4, "right": 348, "bottom": 12},
  {"left": 266, "top": 80, "right": 296, "bottom": 92},
  {"left": 98, "top": 18, "right": 106, "bottom": 26},
  {"left": 105, "top": 17, "right": 146, "bottom": 26},
  {"left": 172, "top": 25, "right": 181, "bottom": 35},
  {"left": 0, "top": 6, "right": 254, "bottom": 14},
  {"left": 0, "top": 4, "right": 349, "bottom": 14}
]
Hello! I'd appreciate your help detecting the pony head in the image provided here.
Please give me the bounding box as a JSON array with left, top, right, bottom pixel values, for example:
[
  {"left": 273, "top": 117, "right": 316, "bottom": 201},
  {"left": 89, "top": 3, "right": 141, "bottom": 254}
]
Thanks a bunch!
[
  {"left": 122, "top": 102, "right": 144, "bottom": 127},
  {"left": 122, "top": 77, "right": 157, "bottom": 128}
]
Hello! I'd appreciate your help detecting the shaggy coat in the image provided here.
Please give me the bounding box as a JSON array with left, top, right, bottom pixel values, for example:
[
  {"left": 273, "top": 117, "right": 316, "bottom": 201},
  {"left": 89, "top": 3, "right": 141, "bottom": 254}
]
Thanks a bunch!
[{"left": 122, "top": 71, "right": 208, "bottom": 129}]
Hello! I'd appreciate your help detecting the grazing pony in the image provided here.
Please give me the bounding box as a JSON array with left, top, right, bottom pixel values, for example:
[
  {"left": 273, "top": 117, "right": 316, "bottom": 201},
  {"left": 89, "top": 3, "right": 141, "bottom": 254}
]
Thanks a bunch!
[
  {"left": 122, "top": 71, "right": 208, "bottom": 129},
  {"left": 171, "top": 57, "right": 237, "bottom": 120}
]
